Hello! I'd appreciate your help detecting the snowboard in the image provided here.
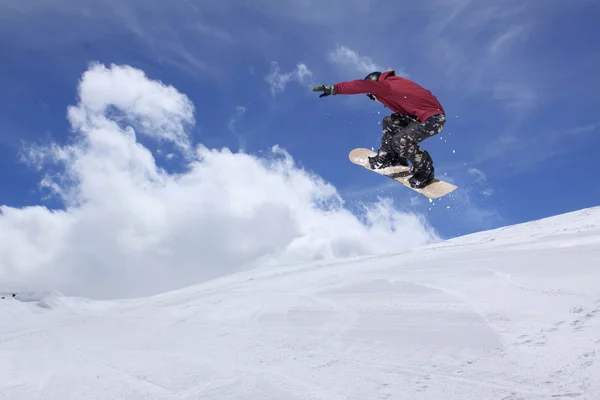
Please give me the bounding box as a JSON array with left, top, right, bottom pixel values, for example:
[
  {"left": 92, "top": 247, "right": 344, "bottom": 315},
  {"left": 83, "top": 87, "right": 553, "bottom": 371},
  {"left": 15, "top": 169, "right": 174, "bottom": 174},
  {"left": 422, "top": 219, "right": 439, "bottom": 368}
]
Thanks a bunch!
[{"left": 349, "top": 148, "right": 457, "bottom": 199}]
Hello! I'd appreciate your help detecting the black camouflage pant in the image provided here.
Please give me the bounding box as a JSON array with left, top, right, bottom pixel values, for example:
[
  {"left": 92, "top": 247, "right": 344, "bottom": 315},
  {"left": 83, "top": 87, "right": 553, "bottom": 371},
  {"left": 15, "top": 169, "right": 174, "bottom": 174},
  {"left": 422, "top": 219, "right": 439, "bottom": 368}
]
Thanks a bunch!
[{"left": 379, "top": 113, "right": 446, "bottom": 170}]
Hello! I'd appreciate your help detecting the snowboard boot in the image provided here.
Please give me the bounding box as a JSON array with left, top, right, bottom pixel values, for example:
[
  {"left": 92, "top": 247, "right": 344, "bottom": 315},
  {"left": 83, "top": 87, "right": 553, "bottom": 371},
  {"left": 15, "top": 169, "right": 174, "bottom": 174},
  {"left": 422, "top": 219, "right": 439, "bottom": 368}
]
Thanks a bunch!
[
  {"left": 408, "top": 151, "right": 435, "bottom": 188},
  {"left": 408, "top": 164, "right": 435, "bottom": 188},
  {"left": 368, "top": 151, "right": 409, "bottom": 170}
]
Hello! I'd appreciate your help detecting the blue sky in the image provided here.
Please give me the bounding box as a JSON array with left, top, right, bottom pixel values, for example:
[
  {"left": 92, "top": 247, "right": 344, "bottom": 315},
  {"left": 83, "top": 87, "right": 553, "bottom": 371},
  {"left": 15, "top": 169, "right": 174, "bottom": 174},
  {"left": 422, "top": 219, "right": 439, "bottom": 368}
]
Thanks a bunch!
[{"left": 1, "top": 0, "right": 599, "bottom": 297}]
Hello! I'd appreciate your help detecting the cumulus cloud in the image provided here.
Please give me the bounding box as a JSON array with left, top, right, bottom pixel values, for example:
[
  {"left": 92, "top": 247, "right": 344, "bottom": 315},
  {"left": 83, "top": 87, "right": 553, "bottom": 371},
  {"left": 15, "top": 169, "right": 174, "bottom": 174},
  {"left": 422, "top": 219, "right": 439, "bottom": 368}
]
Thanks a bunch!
[
  {"left": 1, "top": 62, "right": 438, "bottom": 300},
  {"left": 265, "top": 62, "right": 314, "bottom": 95},
  {"left": 72, "top": 64, "right": 195, "bottom": 138}
]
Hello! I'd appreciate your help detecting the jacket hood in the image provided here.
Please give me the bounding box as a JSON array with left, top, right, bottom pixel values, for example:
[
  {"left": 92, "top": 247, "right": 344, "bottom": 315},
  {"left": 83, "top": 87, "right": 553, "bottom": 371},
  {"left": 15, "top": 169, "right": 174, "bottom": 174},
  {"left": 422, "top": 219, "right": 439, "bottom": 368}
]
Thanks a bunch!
[{"left": 379, "top": 70, "right": 396, "bottom": 80}]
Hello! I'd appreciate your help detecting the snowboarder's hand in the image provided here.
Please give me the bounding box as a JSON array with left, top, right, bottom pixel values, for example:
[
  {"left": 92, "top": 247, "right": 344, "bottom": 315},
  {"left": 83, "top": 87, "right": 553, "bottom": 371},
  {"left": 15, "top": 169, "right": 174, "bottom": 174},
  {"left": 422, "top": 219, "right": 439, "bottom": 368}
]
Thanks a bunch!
[{"left": 312, "top": 85, "right": 334, "bottom": 98}]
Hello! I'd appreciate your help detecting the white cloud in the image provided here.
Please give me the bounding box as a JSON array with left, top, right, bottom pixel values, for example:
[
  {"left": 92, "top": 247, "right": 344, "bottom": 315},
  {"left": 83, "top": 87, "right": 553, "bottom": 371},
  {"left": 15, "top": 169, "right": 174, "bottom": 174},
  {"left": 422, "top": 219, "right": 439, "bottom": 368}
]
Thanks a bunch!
[
  {"left": 265, "top": 62, "right": 314, "bottom": 96},
  {"left": 328, "top": 45, "right": 384, "bottom": 74},
  {"left": 421, "top": 1, "right": 540, "bottom": 117},
  {"left": 71, "top": 62, "right": 194, "bottom": 153},
  {"left": 1, "top": 63, "right": 439, "bottom": 300},
  {"left": 468, "top": 168, "right": 494, "bottom": 196},
  {"left": 227, "top": 105, "right": 247, "bottom": 133},
  {"left": 327, "top": 45, "right": 408, "bottom": 78},
  {"left": 492, "top": 81, "right": 538, "bottom": 112},
  {"left": 488, "top": 25, "right": 528, "bottom": 57},
  {"left": 473, "top": 122, "right": 599, "bottom": 169},
  {"left": 568, "top": 124, "right": 599, "bottom": 135},
  {"left": 449, "top": 192, "right": 501, "bottom": 232},
  {"left": 440, "top": 177, "right": 502, "bottom": 233},
  {"left": 247, "top": 0, "right": 378, "bottom": 24}
]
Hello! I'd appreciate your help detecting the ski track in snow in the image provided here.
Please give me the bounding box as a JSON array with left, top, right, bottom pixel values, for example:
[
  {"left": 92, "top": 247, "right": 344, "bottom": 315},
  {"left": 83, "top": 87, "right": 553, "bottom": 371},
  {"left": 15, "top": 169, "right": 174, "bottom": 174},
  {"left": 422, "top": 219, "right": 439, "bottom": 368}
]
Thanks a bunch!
[{"left": 1, "top": 207, "right": 600, "bottom": 399}]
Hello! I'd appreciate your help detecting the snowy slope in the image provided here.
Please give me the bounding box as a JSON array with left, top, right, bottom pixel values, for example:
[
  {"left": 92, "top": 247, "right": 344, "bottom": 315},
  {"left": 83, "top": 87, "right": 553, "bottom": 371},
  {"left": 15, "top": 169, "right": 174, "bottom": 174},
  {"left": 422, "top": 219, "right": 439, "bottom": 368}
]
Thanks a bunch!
[{"left": 1, "top": 207, "right": 600, "bottom": 400}]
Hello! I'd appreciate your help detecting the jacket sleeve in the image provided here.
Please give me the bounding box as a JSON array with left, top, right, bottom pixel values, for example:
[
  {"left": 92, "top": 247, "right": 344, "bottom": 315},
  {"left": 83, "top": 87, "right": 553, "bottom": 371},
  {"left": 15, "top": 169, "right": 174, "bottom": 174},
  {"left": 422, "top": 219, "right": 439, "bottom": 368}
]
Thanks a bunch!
[{"left": 333, "top": 79, "right": 391, "bottom": 96}]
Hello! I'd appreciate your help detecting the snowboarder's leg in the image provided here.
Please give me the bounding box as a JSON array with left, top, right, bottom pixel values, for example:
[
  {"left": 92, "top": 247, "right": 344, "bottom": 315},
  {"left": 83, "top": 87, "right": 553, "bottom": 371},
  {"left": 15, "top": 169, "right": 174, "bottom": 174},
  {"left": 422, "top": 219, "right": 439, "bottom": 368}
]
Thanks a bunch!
[
  {"left": 368, "top": 114, "right": 412, "bottom": 169},
  {"left": 390, "top": 114, "right": 446, "bottom": 188}
]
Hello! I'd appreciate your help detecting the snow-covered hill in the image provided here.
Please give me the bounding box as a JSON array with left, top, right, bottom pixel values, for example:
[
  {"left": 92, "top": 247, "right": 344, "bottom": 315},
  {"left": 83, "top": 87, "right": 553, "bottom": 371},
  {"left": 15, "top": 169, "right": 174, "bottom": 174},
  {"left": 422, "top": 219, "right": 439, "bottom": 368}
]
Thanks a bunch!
[{"left": 2, "top": 207, "right": 599, "bottom": 400}]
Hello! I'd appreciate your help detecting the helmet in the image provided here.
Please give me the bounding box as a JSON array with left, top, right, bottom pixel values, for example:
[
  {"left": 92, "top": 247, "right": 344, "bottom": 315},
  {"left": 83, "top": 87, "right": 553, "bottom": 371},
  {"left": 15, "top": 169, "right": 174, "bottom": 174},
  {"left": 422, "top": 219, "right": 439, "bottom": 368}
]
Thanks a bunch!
[
  {"left": 364, "top": 71, "right": 381, "bottom": 81},
  {"left": 364, "top": 71, "right": 381, "bottom": 101}
]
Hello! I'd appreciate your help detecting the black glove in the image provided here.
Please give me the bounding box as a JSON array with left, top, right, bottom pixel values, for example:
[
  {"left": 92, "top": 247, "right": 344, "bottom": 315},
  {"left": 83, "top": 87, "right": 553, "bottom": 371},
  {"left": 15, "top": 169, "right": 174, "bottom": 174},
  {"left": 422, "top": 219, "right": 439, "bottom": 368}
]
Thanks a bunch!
[{"left": 312, "top": 85, "right": 335, "bottom": 98}]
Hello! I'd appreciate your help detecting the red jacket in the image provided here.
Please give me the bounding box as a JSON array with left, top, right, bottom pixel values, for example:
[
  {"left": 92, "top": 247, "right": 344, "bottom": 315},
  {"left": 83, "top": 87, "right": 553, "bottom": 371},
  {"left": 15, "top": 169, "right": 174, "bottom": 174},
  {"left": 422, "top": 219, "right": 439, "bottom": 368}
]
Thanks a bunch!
[{"left": 333, "top": 70, "right": 445, "bottom": 123}]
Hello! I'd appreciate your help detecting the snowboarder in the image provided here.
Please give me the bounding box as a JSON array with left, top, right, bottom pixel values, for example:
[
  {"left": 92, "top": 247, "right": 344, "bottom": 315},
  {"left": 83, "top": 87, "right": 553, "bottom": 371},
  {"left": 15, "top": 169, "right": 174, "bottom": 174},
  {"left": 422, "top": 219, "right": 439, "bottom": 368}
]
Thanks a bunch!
[{"left": 312, "top": 70, "right": 446, "bottom": 188}]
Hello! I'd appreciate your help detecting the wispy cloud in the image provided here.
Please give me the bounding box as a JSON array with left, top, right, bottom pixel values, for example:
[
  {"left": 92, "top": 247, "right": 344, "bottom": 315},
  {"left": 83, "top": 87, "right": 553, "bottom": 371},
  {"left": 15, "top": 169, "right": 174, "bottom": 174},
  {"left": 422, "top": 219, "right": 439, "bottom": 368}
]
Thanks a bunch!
[
  {"left": 328, "top": 45, "right": 384, "bottom": 74},
  {"left": 468, "top": 168, "right": 494, "bottom": 196},
  {"left": 431, "top": 171, "right": 502, "bottom": 233},
  {"left": 474, "top": 122, "right": 599, "bottom": 170},
  {"left": 446, "top": 188, "right": 502, "bottom": 232},
  {"left": 327, "top": 45, "right": 408, "bottom": 77},
  {"left": 0, "top": 0, "right": 237, "bottom": 79},
  {"left": 265, "top": 62, "right": 314, "bottom": 96},
  {"left": 421, "top": 1, "right": 539, "bottom": 115},
  {"left": 246, "top": 0, "right": 381, "bottom": 25},
  {"left": 488, "top": 24, "right": 529, "bottom": 57},
  {"left": 492, "top": 81, "right": 538, "bottom": 112},
  {"left": 227, "top": 106, "right": 247, "bottom": 133},
  {"left": 568, "top": 124, "right": 600, "bottom": 135}
]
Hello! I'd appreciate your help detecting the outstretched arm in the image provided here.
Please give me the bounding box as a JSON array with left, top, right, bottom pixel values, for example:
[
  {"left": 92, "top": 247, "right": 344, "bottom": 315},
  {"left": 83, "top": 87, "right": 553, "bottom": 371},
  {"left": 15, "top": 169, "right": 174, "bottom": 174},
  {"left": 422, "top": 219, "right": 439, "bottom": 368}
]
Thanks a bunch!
[
  {"left": 334, "top": 79, "right": 391, "bottom": 96},
  {"left": 312, "top": 79, "right": 391, "bottom": 98}
]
